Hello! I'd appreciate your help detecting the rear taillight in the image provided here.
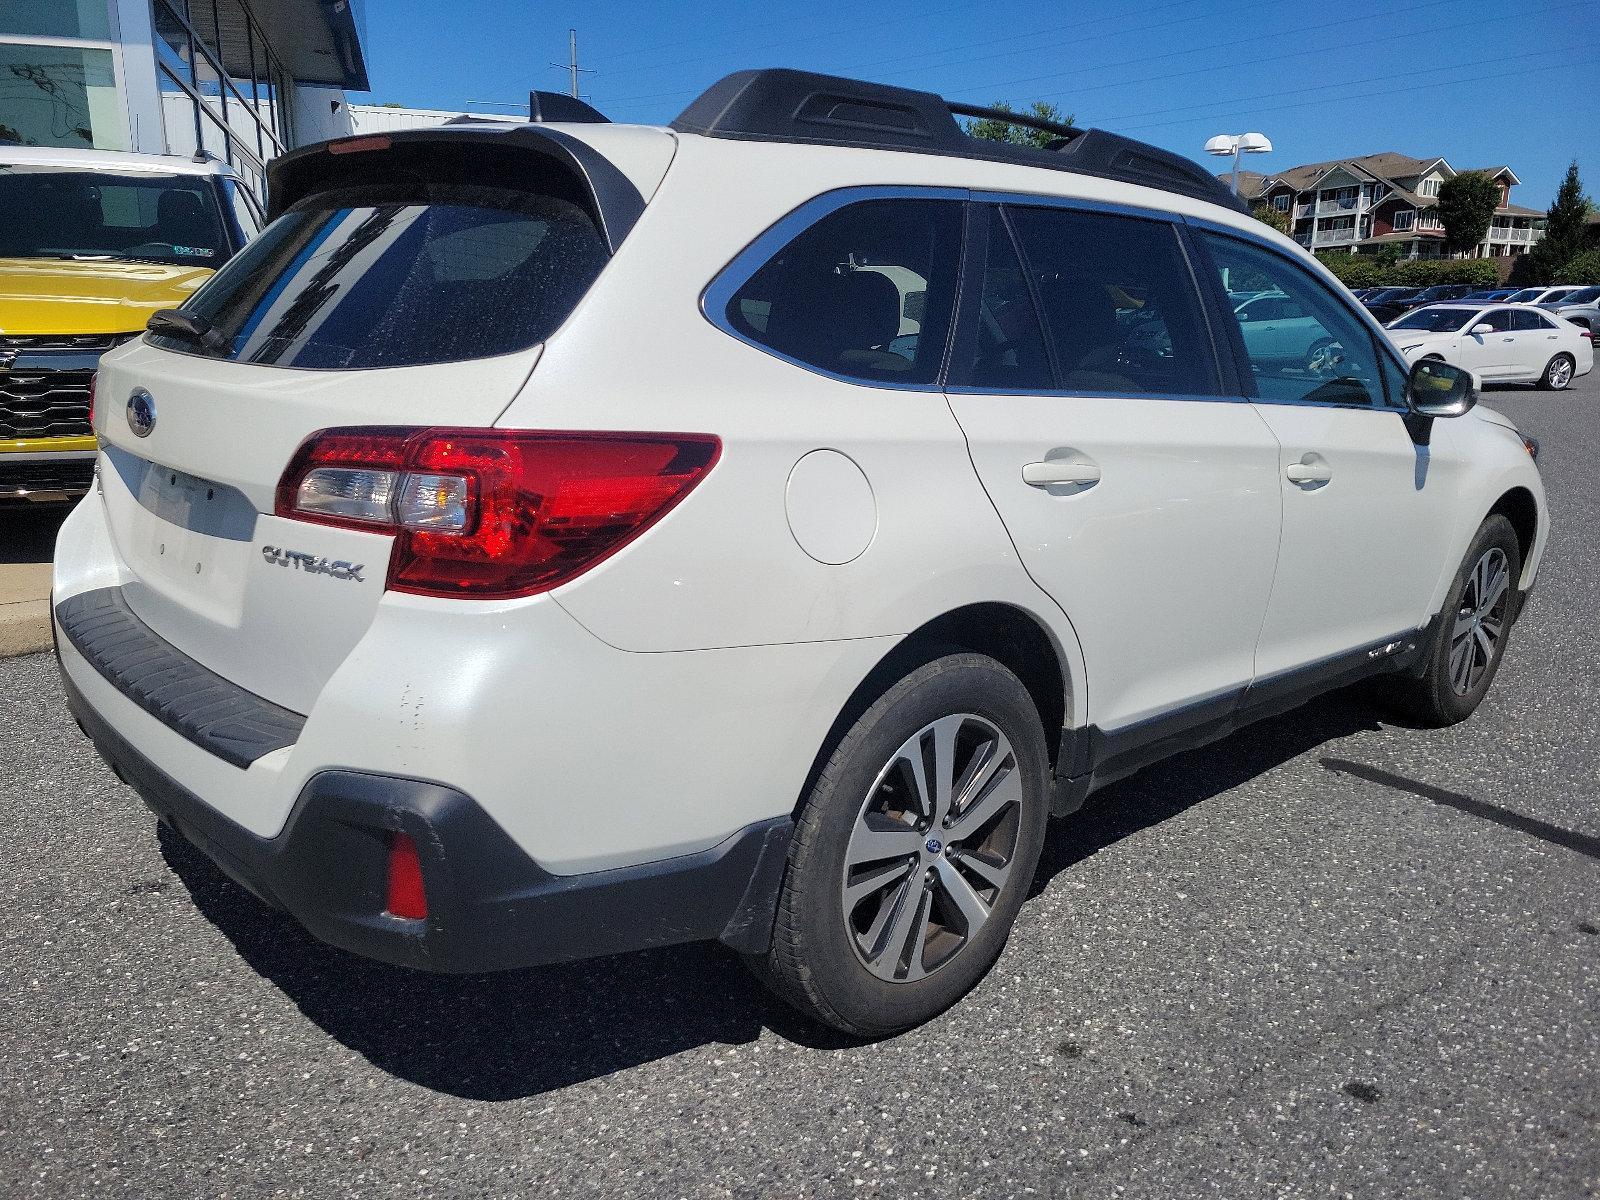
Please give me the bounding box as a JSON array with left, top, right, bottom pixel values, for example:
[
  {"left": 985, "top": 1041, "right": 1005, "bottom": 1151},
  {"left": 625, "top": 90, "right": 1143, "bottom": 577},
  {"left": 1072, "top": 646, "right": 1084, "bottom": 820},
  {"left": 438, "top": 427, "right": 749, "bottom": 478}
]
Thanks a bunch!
[
  {"left": 87, "top": 372, "right": 96, "bottom": 430},
  {"left": 275, "top": 428, "right": 720, "bottom": 599}
]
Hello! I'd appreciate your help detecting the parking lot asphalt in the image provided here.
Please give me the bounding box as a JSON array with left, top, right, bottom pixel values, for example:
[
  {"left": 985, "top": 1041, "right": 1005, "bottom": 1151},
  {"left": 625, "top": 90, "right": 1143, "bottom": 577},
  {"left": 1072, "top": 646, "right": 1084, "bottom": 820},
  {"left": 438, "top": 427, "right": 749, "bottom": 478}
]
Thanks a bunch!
[{"left": 1, "top": 374, "right": 1597, "bottom": 1199}]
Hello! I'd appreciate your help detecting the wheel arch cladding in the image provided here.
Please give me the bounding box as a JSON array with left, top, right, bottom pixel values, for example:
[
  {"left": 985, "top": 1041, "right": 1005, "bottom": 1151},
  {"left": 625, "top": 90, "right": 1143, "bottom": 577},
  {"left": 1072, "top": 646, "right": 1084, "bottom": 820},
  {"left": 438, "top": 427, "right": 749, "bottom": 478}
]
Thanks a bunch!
[
  {"left": 792, "top": 602, "right": 1070, "bottom": 817},
  {"left": 1488, "top": 486, "right": 1538, "bottom": 575}
]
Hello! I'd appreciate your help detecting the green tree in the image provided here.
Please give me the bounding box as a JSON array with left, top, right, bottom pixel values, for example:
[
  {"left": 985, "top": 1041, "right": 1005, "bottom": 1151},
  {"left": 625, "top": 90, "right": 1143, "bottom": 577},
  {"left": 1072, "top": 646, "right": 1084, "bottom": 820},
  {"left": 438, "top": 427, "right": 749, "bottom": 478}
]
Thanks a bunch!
[
  {"left": 964, "top": 101, "right": 1074, "bottom": 149},
  {"left": 1437, "top": 171, "right": 1499, "bottom": 256},
  {"left": 1528, "top": 160, "right": 1592, "bottom": 282},
  {"left": 1251, "top": 202, "right": 1291, "bottom": 235},
  {"left": 1553, "top": 248, "right": 1600, "bottom": 285}
]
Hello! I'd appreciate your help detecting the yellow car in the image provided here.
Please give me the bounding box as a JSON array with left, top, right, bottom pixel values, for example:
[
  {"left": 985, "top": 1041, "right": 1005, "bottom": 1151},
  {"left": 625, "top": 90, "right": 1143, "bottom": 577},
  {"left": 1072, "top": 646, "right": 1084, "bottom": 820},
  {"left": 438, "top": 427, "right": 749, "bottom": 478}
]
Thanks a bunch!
[{"left": 0, "top": 146, "right": 261, "bottom": 503}]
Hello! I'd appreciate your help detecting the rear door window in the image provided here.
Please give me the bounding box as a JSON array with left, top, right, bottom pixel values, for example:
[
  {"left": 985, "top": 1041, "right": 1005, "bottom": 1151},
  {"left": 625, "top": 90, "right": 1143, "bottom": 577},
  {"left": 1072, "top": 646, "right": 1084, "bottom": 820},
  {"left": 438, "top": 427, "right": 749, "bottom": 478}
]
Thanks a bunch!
[
  {"left": 1003, "top": 204, "right": 1219, "bottom": 396},
  {"left": 1511, "top": 309, "right": 1554, "bottom": 331},
  {"left": 956, "top": 205, "right": 1054, "bottom": 391},
  {"left": 723, "top": 198, "right": 962, "bottom": 386},
  {"left": 155, "top": 185, "right": 609, "bottom": 369}
]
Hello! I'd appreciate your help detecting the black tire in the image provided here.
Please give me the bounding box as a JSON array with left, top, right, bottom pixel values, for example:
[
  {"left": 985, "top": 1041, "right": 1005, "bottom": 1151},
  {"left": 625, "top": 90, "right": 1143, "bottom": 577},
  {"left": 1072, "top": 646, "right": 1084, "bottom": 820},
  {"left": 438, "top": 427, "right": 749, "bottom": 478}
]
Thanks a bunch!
[
  {"left": 754, "top": 653, "right": 1050, "bottom": 1038},
  {"left": 1539, "top": 353, "right": 1575, "bottom": 390},
  {"left": 1386, "top": 514, "right": 1522, "bottom": 727}
]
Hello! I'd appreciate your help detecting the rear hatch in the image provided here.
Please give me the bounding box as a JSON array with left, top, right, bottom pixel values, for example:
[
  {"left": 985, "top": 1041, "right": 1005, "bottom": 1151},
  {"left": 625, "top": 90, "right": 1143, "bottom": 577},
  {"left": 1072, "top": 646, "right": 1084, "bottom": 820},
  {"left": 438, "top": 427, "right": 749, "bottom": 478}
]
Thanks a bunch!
[{"left": 88, "top": 124, "right": 674, "bottom": 715}]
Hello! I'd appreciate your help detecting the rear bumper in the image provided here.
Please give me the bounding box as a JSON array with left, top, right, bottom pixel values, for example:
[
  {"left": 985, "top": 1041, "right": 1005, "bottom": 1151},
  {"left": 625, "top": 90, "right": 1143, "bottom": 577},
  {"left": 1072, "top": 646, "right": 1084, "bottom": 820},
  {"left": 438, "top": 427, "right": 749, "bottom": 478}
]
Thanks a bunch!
[{"left": 61, "top": 663, "right": 793, "bottom": 973}]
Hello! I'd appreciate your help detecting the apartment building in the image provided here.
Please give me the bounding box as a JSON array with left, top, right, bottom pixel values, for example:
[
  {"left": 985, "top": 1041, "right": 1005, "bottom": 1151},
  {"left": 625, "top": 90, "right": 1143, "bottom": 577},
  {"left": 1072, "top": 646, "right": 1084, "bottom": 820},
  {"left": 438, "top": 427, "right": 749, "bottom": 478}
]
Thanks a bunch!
[{"left": 1230, "top": 154, "right": 1544, "bottom": 260}]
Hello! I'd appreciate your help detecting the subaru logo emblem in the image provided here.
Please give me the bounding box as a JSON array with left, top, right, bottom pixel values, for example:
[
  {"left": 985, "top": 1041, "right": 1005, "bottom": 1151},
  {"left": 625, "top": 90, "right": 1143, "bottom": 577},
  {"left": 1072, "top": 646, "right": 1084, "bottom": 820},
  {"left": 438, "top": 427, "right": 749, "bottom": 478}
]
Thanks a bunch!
[
  {"left": 127, "top": 388, "right": 156, "bottom": 438},
  {"left": 924, "top": 837, "right": 943, "bottom": 855}
]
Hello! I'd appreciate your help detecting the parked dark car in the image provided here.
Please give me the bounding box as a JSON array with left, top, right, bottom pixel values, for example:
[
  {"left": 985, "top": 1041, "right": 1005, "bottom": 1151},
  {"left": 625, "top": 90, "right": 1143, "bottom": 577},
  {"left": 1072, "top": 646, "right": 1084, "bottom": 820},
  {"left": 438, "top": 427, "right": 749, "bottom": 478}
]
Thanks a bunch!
[
  {"left": 1465, "top": 289, "right": 1515, "bottom": 301},
  {"left": 1362, "top": 286, "right": 1424, "bottom": 325},
  {"left": 1408, "top": 284, "right": 1478, "bottom": 306}
]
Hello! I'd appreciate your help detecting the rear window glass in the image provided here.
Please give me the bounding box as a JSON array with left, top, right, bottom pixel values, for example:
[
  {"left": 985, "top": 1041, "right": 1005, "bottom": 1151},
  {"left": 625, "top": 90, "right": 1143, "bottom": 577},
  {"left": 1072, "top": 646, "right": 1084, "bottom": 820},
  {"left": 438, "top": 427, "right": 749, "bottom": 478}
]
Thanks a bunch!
[{"left": 154, "top": 186, "right": 608, "bottom": 369}]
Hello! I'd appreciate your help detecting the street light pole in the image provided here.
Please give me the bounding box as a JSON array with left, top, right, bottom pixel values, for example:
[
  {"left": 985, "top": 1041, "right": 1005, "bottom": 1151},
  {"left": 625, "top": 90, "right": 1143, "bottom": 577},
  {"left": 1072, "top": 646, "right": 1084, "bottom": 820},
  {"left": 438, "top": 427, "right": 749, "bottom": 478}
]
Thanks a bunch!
[{"left": 1205, "top": 133, "right": 1273, "bottom": 197}]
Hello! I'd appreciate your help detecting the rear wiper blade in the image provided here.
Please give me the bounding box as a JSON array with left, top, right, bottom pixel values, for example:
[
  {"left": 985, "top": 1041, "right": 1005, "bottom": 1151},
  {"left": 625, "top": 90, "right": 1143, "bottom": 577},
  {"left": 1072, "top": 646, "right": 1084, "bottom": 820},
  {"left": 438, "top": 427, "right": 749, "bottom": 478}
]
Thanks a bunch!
[{"left": 147, "top": 309, "right": 229, "bottom": 355}]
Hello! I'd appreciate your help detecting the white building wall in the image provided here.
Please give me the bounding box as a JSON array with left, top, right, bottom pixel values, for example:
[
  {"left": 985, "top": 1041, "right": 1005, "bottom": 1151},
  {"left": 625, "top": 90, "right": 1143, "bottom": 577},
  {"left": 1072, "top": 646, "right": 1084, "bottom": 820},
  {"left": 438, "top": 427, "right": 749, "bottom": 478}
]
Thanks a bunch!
[
  {"left": 347, "top": 104, "right": 525, "bottom": 134},
  {"left": 112, "top": 0, "right": 164, "bottom": 153},
  {"left": 289, "top": 85, "right": 354, "bottom": 144}
]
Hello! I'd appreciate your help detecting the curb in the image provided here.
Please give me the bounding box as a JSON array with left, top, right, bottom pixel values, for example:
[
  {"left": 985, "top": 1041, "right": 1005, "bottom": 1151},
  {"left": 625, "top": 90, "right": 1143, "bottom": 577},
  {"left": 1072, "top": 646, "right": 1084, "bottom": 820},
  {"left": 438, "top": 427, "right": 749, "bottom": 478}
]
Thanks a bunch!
[
  {"left": 0, "top": 599, "right": 51, "bottom": 658},
  {"left": 0, "top": 559, "right": 54, "bottom": 659}
]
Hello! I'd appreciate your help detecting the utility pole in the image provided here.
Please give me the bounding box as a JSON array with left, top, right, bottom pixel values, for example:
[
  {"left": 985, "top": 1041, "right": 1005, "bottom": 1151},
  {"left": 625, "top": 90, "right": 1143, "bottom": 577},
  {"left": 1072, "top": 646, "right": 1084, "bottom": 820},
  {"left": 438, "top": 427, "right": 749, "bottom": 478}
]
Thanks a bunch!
[{"left": 548, "top": 29, "right": 592, "bottom": 100}]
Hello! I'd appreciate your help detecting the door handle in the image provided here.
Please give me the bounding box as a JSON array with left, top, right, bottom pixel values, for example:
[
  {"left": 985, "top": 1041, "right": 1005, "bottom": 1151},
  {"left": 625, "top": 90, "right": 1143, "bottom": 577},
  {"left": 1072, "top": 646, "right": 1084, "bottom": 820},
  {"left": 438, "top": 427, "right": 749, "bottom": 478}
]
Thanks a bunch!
[
  {"left": 1284, "top": 459, "right": 1332, "bottom": 486},
  {"left": 1022, "top": 460, "right": 1101, "bottom": 488}
]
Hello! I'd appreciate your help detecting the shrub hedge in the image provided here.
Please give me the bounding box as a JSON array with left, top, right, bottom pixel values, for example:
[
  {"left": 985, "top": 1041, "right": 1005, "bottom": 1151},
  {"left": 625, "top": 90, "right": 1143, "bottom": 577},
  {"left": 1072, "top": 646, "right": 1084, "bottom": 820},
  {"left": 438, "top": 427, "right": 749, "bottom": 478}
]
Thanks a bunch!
[{"left": 1312, "top": 253, "right": 1500, "bottom": 289}]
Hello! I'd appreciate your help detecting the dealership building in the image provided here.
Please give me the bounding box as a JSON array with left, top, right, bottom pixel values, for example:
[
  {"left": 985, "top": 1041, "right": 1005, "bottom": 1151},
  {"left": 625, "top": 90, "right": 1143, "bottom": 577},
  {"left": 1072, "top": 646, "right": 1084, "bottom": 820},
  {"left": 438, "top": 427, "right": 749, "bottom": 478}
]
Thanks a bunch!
[{"left": 1, "top": 0, "right": 370, "bottom": 198}]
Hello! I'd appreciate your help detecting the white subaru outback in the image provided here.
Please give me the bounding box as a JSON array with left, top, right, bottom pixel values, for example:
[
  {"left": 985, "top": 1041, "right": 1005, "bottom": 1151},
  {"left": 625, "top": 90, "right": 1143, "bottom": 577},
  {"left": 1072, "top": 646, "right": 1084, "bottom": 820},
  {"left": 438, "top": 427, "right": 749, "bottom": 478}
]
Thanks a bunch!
[{"left": 54, "top": 71, "right": 1548, "bottom": 1037}]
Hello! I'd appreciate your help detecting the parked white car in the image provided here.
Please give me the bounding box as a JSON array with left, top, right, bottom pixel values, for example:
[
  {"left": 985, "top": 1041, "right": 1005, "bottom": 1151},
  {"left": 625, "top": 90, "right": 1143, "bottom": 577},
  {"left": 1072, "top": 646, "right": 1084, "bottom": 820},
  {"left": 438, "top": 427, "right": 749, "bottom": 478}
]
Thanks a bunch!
[
  {"left": 1503, "top": 286, "right": 1583, "bottom": 306},
  {"left": 1232, "top": 290, "right": 1336, "bottom": 364},
  {"left": 1388, "top": 303, "right": 1594, "bottom": 389},
  {"left": 55, "top": 70, "right": 1550, "bottom": 1037},
  {"left": 1543, "top": 286, "right": 1600, "bottom": 337}
]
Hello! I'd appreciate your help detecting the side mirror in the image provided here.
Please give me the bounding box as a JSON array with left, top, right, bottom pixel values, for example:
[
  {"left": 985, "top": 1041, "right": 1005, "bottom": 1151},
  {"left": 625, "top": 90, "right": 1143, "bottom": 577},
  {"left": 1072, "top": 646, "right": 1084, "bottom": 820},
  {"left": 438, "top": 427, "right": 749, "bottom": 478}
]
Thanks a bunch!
[
  {"left": 1406, "top": 357, "right": 1478, "bottom": 419},
  {"left": 1470, "top": 323, "right": 1494, "bottom": 336}
]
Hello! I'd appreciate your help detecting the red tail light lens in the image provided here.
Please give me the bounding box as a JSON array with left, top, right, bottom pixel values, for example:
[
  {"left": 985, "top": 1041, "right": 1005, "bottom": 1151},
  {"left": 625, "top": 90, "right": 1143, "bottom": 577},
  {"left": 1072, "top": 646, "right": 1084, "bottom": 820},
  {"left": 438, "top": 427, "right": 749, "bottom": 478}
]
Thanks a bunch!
[
  {"left": 88, "top": 372, "right": 96, "bottom": 430},
  {"left": 384, "top": 832, "right": 427, "bottom": 920},
  {"left": 276, "top": 428, "right": 720, "bottom": 598}
]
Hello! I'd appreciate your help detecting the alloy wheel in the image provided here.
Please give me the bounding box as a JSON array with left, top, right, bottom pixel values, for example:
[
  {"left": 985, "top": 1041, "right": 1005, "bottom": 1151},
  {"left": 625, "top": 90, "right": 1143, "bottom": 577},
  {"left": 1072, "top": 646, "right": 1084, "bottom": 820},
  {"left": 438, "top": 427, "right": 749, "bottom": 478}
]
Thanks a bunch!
[
  {"left": 1449, "top": 546, "right": 1510, "bottom": 696},
  {"left": 840, "top": 714, "right": 1023, "bottom": 983},
  {"left": 1547, "top": 356, "right": 1573, "bottom": 389}
]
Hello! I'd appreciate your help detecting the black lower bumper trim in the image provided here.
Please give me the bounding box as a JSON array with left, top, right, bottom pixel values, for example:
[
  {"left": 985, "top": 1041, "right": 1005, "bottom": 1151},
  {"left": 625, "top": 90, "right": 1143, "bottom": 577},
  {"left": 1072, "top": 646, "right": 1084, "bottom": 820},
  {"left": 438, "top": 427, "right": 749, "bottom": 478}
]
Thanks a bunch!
[
  {"left": 56, "top": 587, "right": 304, "bottom": 768},
  {"left": 62, "top": 667, "right": 793, "bottom": 973}
]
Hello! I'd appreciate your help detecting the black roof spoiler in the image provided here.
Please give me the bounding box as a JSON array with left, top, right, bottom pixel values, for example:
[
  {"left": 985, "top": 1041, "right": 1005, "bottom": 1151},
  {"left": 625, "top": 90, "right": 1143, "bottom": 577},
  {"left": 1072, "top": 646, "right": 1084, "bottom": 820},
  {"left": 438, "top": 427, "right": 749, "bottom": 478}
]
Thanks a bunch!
[
  {"left": 671, "top": 69, "right": 1246, "bottom": 214},
  {"left": 264, "top": 125, "right": 644, "bottom": 253}
]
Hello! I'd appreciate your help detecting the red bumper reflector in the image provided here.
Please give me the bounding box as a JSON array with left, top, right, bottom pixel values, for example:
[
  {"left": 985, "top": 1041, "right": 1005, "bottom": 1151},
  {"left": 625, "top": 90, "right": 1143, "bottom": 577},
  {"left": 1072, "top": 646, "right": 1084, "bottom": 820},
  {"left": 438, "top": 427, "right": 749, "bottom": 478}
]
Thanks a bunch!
[{"left": 385, "top": 832, "right": 427, "bottom": 920}]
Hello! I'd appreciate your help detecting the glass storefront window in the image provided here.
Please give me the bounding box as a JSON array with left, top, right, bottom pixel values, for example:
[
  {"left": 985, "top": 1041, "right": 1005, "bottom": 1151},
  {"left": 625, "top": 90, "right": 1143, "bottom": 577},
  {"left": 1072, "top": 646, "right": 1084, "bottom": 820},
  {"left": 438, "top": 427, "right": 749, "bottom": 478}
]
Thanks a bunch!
[
  {"left": 0, "top": 43, "right": 124, "bottom": 150},
  {"left": 152, "top": 2, "right": 195, "bottom": 85},
  {"left": 1, "top": 1, "right": 111, "bottom": 41}
]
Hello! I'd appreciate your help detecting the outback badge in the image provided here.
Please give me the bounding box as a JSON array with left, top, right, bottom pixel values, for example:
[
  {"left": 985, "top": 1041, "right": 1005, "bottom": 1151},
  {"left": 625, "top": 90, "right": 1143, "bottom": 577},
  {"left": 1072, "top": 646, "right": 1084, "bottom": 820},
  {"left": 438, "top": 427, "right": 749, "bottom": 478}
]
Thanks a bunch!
[{"left": 261, "top": 545, "right": 364, "bottom": 581}]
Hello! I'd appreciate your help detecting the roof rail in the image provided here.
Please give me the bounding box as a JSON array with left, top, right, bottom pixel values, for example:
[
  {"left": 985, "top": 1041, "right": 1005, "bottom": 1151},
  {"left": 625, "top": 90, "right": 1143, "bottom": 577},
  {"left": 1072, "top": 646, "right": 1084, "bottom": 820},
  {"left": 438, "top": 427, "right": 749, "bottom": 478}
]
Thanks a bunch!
[
  {"left": 671, "top": 69, "right": 1245, "bottom": 214},
  {"left": 946, "top": 101, "right": 1080, "bottom": 146}
]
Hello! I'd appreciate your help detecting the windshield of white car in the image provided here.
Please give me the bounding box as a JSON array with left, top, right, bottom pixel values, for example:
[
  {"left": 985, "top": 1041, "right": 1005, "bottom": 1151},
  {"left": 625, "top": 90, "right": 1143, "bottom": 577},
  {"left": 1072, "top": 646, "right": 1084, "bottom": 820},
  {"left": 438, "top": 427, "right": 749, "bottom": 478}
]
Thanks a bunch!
[
  {"left": 1390, "top": 307, "right": 1479, "bottom": 332},
  {"left": 0, "top": 166, "right": 230, "bottom": 267},
  {"left": 1560, "top": 286, "right": 1600, "bottom": 305},
  {"left": 1504, "top": 289, "right": 1544, "bottom": 303}
]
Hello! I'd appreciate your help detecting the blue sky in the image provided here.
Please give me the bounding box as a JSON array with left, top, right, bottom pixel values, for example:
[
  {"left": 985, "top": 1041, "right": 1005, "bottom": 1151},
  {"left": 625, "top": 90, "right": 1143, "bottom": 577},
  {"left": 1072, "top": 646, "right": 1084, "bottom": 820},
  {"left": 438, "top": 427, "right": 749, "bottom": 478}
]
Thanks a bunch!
[{"left": 360, "top": 0, "right": 1594, "bottom": 208}]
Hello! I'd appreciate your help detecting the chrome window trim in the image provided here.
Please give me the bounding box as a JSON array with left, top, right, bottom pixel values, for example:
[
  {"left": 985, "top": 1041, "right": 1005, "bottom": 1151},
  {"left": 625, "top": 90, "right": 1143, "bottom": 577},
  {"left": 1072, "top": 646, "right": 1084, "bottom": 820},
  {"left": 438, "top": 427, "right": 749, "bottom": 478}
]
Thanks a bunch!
[
  {"left": 699, "top": 185, "right": 969, "bottom": 394},
  {"left": 1182, "top": 215, "right": 1413, "bottom": 413},
  {"left": 945, "top": 386, "right": 1249, "bottom": 404},
  {"left": 969, "top": 189, "right": 1181, "bottom": 224},
  {"left": 701, "top": 185, "right": 1418, "bottom": 408}
]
